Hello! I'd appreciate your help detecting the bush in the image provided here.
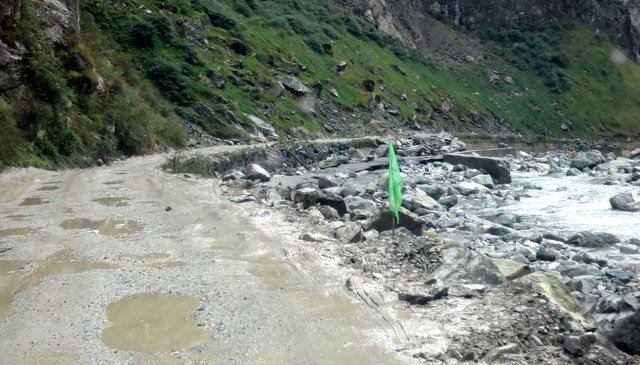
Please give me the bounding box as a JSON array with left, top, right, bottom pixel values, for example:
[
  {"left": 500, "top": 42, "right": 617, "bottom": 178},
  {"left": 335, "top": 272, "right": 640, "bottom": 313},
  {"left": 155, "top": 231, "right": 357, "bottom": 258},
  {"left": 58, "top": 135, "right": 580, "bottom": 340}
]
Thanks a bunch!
[
  {"left": 34, "top": 136, "right": 59, "bottom": 158},
  {"left": 149, "top": 14, "right": 175, "bottom": 43},
  {"left": 304, "top": 35, "right": 326, "bottom": 54},
  {"left": 286, "top": 14, "right": 318, "bottom": 35},
  {"left": 205, "top": 6, "right": 238, "bottom": 30},
  {"left": 233, "top": 1, "right": 251, "bottom": 16},
  {"left": 145, "top": 60, "right": 194, "bottom": 104},
  {"left": 344, "top": 16, "right": 362, "bottom": 37},
  {"left": 131, "top": 20, "right": 157, "bottom": 48}
]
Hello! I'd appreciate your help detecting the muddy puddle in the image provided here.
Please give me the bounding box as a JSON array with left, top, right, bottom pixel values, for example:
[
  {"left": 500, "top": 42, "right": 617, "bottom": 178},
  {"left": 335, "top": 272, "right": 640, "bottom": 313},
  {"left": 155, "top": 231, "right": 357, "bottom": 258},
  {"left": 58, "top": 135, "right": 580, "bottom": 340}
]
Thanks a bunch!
[
  {"left": 91, "top": 197, "right": 131, "bottom": 207},
  {"left": 102, "top": 293, "right": 212, "bottom": 352},
  {"left": 0, "top": 227, "right": 36, "bottom": 238},
  {"left": 19, "top": 197, "right": 49, "bottom": 206},
  {"left": 60, "top": 218, "right": 142, "bottom": 236},
  {"left": 0, "top": 249, "right": 114, "bottom": 319}
]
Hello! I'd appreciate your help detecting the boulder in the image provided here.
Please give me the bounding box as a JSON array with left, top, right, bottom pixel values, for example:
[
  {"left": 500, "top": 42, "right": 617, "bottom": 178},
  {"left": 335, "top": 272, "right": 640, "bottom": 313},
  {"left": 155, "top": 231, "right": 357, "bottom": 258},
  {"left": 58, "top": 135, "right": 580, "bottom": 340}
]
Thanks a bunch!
[
  {"left": 443, "top": 154, "right": 511, "bottom": 184},
  {"left": 435, "top": 246, "right": 504, "bottom": 285},
  {"left": 610, "top": 192, "right": 640, "bottom": 212},
  {"left": 491, "top": 259, "right": 532, "bottom": 280},
  {"left": 334, "top": 222, "right": 363, "bottom": 243},
  {"left": 402, "top": 189, "right": 443, "bottom": 212},
  {"left": 317, "top": 176, "right": 338, "bottom": 189},
  {"left": 471, "top": 174, "right": 495, "bottom": 189},
  {"left": 609, "top": 310, "right": 640, "bottom": 354},
  {"left": 630, "top": 148, "right": 640, "bottom": 160},
  {"left": 567, "top": 231, "right": 621, "bottom": 247},
  {"left": 398, "top": 284, "right": 448, "bottom": 305},
  {"left": 571, "top": 150, "right": 605, "bottom": 170},
  {"left": 438, "top": 195, "right": 458, "bottom": 209},
  {"left": 340, "top": 184, "right": 364, "bottom": 197},
  {"left": 516, "top": 272, "right": 589, "bottom": 325},
  {"left": 416, "top": 184, "right": 445, "bottom": 200},
  {"left": 222, "top": 171, "right": 245, "bottom": 181},
  {"left": 343, "top": 196, "right": 377, "bottom": 215},
  {"left": 246, "top": 114, "right": 278, "bottom": 139},
  {"left": 276, "top": 75, "right": 309, "bottom": 96},
  {"left": 486, "top": 225, "right": 512, "bottom": 236},
  {"left": 244, "top": 164, "right": 271, "bottom": 182},
  {"left": 456, "top": 181, "right": 489, "bottom": 196},
  {"left": 300, "top": 232, "right": 332, "bottom": 242},
  {"left": 364, "top": 207, "right": 423, "bottom": 235}
]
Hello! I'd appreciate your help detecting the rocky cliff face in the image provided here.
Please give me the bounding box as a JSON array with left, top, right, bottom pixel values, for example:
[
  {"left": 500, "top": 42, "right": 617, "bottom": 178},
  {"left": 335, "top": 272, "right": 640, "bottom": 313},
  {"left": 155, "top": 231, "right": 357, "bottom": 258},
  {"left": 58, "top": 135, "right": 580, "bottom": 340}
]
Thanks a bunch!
[{"left": 345, "top": 0, "right": 640, "bottom": 63}]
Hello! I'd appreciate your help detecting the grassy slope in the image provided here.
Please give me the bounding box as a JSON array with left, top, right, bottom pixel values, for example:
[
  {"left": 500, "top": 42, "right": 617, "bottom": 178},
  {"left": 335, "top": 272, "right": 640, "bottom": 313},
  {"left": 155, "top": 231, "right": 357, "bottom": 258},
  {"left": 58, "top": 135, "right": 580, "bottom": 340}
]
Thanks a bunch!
[{"left": 2, "top": 0, "right": 639, "bottom": 168}]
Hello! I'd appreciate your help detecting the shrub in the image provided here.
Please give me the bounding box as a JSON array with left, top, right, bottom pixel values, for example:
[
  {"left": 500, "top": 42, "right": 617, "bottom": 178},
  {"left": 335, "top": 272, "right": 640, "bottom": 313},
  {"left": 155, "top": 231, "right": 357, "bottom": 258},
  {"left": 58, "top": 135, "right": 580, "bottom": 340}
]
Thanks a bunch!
[
  {"left": 131, "top": 20, "right": 157, "bottom": 48},
  {"left": 305, "top": 35, "right": 326, "bottom": 54},
  {"left": 205, "top": 6, "right": 238, "bottom": 30},
  {"left": 34, "top": 136, "right": 59, "bottom": 158},
  {"left": 149, "top": 14, "right": 175, "bottom": 43},
  {"left": 233, "top": 1, "right": 252, "bottom": 17},
  {"left": 344, "top": 16, "right": 362, "bottom": 37},
  {"left": 286, "top": 14, "right": 318, "bottom": 35},
  {"left": 145, "top": 60, "right": 194, "bottom": 104}
]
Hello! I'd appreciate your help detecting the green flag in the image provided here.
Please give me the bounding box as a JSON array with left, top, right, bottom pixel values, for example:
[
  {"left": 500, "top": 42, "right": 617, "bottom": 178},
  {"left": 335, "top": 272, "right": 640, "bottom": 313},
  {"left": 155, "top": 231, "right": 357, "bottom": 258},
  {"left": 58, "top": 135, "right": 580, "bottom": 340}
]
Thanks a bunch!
[{"left": 387, "top": 137, "right": 402, "bottom": 223}]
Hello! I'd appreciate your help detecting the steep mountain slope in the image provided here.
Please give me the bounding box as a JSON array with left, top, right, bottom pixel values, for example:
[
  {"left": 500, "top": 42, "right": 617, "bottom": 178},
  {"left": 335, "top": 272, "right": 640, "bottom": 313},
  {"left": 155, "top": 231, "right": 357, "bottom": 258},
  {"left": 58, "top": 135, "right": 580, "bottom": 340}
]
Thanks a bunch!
[{"left": 1, "top": 0, "right": 639, "bottom": 168}]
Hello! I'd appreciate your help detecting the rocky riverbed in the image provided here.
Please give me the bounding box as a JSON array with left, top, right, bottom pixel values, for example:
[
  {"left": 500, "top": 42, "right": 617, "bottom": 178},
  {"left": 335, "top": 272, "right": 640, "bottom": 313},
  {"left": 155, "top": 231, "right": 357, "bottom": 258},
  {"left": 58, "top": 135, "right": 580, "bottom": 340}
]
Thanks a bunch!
[{"left": 205, "top": 134, "right": 640, "bottom": 363}]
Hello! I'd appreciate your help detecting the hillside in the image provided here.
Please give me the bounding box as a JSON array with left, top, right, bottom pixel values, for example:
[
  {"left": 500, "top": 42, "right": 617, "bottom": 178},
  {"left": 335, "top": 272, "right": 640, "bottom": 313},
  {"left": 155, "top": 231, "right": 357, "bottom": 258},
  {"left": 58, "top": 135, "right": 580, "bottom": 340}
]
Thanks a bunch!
[{"left": 1, "top": 0, "right": 640, "bottom": 168}]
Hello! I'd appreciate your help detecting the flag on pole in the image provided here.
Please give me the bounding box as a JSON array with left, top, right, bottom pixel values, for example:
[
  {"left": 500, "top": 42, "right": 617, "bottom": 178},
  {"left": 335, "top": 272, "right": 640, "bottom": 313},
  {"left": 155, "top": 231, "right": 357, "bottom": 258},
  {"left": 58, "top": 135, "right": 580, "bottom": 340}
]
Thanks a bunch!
[{"left": 387, "top": 137, "right": 402, "bottom": 223}]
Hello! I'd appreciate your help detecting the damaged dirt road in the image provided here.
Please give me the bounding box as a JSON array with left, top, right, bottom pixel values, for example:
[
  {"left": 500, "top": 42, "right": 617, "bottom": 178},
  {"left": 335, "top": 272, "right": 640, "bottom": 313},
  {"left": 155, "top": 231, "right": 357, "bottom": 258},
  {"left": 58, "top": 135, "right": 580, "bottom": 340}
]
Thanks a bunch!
[{"left": 0, "top": 148, "right": 406, "bottom": 364}]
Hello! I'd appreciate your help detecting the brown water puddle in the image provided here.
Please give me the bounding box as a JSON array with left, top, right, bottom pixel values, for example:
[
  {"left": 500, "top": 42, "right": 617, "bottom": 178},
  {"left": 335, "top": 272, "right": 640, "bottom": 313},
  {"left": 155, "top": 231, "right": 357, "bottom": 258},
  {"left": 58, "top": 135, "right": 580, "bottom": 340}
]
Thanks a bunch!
[
  {"left": 5, "top": 214, "right": 31, "bottom": 221},
  {"left": 37, "top": 186, "right": 60, "bottom": 191},
  {"left": 19, "top": 197, "right": 49, "bottom": 206},
  {"left": 102, "top": 293, "right": 212, "bottom": 352},
  {"left": 91, "top": 197, "right": 131, "bottom": 207},
  {"left": 0, "top": 227, "right": 36, "bottom": 238},
  {"left": 60, "top": 218, "right": 142, "bottom": 236},
  {"left": 0, "top": 249, "right": 114, "bottom": 319}
]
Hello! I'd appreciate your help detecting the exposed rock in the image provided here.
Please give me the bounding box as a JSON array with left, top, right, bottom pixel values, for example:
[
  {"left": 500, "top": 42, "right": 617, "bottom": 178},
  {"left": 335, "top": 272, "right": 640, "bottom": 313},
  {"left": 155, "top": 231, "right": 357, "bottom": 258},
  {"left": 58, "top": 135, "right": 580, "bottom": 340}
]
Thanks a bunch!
[
  {"left": 334, "top": 222, "right": 363, "bottom": 243},
  {"left": 402, "top": 189, "right": 443, "bottom": 212},
  {"left": 456, "top": 181, "right": 489, "bottom": 196},
  {"left": 435, "top": 246, "right": 504, "bottom": 285},
  {"left": 244, "top": 164, "right": 271, "bottom": 182},
  {"left": 609, "top": 191, "right": 640, "bottom": 212},
  {"left": 343, "top": 195, "right": 377, "bottom": 216},
  {"left": 486, "top": 225, "right": 512, "bottom": 236},
  {"left": 571, "top": 150, "right": 605, "bottom": 170},
  {"left": 443, "top": 153, "right": 511, "bottom": 184},
  {"left": 222, "top": 171, "right": 245, "bottom": 181},
  {"left": 276, "top": 75, "right": 309, "bottom": 96},
  {"left": 631, "top": 148, "right": 640, "bottom": 160},
  {"left": 438, "top": 195, "right": 458, "bottom": 209},
  {"left": 340, "top": 184, "right": 364, "bottom": 197},
  {"left": 490, "top": 258, "right": 532, "bottom": 280},
  {"left": 517, "top": 272, "right": 589, "bottom": 325},
  {"left": 300, "top": 232, "right": 332, "bottom": 242},
  {"left": 567, "top": 231, "right": 621, "bottom": 248},
  {"left": 417, "top": 184, "right": 445, "bottom": 200},
  {"left": 398, "top": 284, "right": 448, "bottom": 305},
  {"left": 245, "top": 114, "right": 278, "bottom": 139},
  {"left": 317, "top": 176, "right": 338, "bottom": 189},
  {"left": 364, "top": 207, "right": 423, "bottom": 235},
  {"left": 471, "top": 174, "right": 494, "bottom": 189},
  {"left": 0, "top": 40, "right": 21, "bottom": 66},
  {"left": 484, "top": 343, "right": 519, "bottom": 362}
]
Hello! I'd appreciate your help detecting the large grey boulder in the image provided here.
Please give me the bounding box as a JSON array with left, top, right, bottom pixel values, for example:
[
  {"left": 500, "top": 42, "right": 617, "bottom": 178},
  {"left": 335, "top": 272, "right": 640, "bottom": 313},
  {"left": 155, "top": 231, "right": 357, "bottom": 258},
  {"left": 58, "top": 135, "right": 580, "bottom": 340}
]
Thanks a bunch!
[
  {"left": 471, "top": 174, "right": 495, "bottom": 189},
  {"left": 571, "top": 150, "right": 605, "bottom": 170},
  {"left": 434, "top": 246, "right": 504, "bottom": 285},
  {"left": 245, "top": 114, "right": 278, "bottom": 139},
  {"left": 343, "top": 195, "right": 377, "bottom": 215},
  {"left": 610, "top": 192, "right": 640, "bottom": 212},
  {"left": 596, "top": 293, "right": 640, "bottom": 355},
  {"left": 244, "top": 163, "right": 271, "bottom": 182},
  {"left": 364, "top": 207, "right": 423, "bottom": 235},
  {"left": 276, "top": 75, "right": 309, "bottom": 96},
  {"left": 567, "top": 231, "right": 621, "bottom": 247},
  {"left": 402, "top": 189, "right": 443, "bottom": 212},
  {"left": 443, "top": 153, "right": 511, "bottom": 184}
]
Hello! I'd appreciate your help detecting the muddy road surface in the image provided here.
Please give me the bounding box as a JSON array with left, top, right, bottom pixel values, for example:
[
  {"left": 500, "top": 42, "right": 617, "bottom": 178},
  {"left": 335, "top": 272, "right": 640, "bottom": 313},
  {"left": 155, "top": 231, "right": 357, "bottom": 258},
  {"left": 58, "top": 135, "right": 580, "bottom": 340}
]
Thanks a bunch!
[{"left": 0, "top": 151, "right": 406, "bottom": 364}]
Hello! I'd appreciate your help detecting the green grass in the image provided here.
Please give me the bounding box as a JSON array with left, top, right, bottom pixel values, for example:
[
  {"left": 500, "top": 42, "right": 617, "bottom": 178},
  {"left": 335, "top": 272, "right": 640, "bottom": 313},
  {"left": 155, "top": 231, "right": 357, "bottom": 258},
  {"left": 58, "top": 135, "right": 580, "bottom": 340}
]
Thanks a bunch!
[{"left": 2, "top": 0, "right": 640, "bottom": 167}]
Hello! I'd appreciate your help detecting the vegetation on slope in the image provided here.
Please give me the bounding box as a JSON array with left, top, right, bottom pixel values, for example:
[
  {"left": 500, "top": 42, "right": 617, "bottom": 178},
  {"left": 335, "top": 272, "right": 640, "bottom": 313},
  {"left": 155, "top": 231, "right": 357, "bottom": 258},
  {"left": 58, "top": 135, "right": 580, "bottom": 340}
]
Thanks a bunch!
[{"left": 1, "top": 0, "right": 639, "bottom": 168}]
